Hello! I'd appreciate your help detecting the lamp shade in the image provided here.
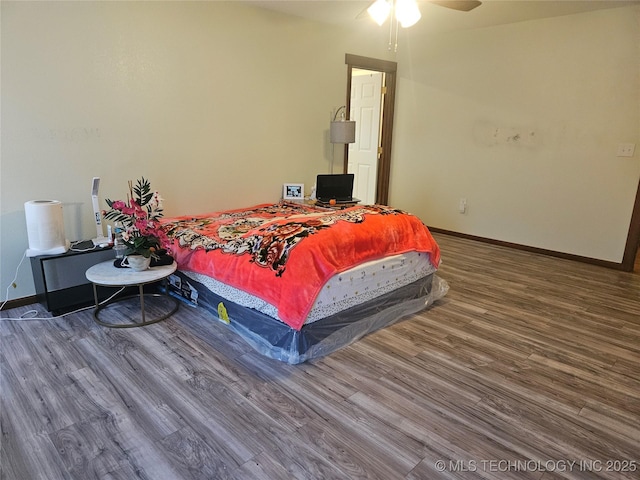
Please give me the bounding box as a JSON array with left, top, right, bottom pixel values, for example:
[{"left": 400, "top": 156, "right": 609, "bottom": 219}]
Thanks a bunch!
[{"left": 330, "top": 120, "right": 356, "bottom": 144}]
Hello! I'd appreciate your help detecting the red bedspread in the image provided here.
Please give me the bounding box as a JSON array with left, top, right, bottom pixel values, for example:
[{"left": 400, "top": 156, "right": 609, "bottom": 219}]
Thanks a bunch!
[{"left": 162, "top": 202, "right": 440, "bottom": 330}]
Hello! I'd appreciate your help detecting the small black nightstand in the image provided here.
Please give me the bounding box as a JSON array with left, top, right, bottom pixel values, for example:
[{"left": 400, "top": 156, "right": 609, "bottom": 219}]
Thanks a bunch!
[{"left": 30, "top": 241, "right": 116, "bottom": 314}]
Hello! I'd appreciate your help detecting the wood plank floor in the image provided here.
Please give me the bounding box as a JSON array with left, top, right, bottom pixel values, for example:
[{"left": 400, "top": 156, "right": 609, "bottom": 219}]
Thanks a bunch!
[{"left": 2, "top": 233, "right": 639, "bottom": 480}]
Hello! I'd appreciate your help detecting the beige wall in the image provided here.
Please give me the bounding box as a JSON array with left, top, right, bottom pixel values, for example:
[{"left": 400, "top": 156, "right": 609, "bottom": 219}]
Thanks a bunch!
[
  {"left": 0, "top": 1, "right": 386, "bottom": 301},
  {"left": 2, "top": 1, "right": 639, "bottom": 303},
  {"left": 391, "top": 6, "right": 640, "bottom": 262}
]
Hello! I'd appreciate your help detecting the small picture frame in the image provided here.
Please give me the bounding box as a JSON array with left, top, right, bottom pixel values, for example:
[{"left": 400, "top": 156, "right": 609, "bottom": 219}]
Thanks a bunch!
[{"left": 283, "top": 183, "right": 304, "bottom": 201}]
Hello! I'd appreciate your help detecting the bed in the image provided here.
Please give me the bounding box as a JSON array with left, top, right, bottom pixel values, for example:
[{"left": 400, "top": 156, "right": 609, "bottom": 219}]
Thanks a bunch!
[{"left": 161, "top": 202, "right": 447, "bottom": 364}]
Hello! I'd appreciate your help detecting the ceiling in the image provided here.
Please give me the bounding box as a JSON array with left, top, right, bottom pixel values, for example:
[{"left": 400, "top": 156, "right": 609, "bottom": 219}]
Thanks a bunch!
[{"left": 243, "top": 0, "right": 639, "bottom": 35}]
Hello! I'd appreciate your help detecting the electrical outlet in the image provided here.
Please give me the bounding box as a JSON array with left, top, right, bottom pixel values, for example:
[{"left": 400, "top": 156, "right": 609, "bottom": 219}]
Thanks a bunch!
[
  {"left": 459, "top": 198, "right": 467, "bottom": 214},
  {"left": 617, "top": 143, "right": 636, "bottom": 157}
]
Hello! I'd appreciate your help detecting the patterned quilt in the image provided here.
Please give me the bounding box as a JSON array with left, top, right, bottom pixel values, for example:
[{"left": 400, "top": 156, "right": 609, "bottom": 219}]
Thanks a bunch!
[{"left": 162, "top": 202, "right": 441, "bottom": 330}]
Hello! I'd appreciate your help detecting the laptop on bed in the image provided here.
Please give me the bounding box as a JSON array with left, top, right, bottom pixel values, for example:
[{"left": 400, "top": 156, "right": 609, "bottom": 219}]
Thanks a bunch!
[{"left": 315, "top": 174, "right": 360, "bottom": 206}]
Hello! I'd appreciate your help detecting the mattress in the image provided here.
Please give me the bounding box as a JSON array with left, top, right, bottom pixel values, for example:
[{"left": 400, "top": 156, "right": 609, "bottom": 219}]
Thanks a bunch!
[
  {"left": 162, "top": 202, "right": 447, "bottom": 362},
  {"left": 178, "top": 250, "right": 437, "bottom": 325}
]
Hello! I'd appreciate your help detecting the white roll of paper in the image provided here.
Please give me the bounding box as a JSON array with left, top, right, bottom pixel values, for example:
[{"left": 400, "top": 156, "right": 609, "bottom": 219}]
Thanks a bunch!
[{"left": 25, "top": 200, "right": 69, "bottom": 256}]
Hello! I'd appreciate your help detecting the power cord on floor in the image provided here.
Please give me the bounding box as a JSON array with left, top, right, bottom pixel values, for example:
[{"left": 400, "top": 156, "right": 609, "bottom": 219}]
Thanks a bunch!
[{"left": 0, "top": 286, "right": 126, "bottom": 321}]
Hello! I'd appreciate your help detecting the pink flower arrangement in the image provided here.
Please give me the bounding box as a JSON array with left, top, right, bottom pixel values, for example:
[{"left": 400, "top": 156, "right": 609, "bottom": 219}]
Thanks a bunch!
[{"left": 103, "top": 178, "right": 169, "bottom": 258}]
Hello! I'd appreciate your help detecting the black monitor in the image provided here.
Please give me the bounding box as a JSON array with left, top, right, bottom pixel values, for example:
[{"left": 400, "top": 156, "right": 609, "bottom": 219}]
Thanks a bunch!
[{"left": 316, "top": 174, "right": 355, "bottom": 202}]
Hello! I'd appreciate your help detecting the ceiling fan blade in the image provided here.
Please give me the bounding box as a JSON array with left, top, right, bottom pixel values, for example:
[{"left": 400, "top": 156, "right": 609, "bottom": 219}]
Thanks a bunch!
[{"left": 430, "top": 0, "right": 482, "bottom": 12}]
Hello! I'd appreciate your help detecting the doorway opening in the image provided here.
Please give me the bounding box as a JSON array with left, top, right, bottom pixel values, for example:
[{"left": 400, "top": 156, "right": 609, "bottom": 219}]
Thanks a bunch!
[
  {"left": 343, "top": 54, "right": 397, "bottom": 205},
  {"left": 348, "top": 68, "right": 384, "bottom": 205}
]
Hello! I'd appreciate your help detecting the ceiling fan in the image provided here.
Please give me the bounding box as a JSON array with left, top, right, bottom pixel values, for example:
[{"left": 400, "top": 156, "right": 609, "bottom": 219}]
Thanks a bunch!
[
  {"left": 365, "top": 0, "right": 482, "bottom": 26},
  {"left": 363, "top": 0, "right": 481, "bottom": 50}
]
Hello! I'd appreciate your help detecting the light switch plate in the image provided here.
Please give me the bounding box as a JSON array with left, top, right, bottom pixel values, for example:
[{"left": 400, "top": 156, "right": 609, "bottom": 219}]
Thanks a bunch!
[{"left": 617, "top": 143, "right": 636, "bottom": 157}]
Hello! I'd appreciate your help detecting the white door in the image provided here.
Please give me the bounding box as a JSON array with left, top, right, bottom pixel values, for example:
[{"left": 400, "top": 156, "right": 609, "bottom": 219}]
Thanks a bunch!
[{"left": 348, "top": 70, "right": 383, "bottom": 205}]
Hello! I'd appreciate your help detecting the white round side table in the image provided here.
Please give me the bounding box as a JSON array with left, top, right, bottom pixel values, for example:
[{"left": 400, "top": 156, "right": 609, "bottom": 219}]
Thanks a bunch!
[{"left": 85, "top": 260, "right": 179, "bottom": 328}]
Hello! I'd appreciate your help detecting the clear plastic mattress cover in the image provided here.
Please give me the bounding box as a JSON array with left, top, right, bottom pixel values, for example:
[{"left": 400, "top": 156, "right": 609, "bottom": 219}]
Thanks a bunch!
[
  {"left": 230, "top": 275, "right": 448, "bottom": 363},
  {"left": 171, "top": 271, "right": 449, "bottom": 364}
]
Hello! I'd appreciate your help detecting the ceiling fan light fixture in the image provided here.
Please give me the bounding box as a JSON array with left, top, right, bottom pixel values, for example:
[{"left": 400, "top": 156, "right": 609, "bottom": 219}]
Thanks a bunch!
[
  {"left": 395, "top": 0, "right": 421, "bottom": 28},
  {"left": 367, "top": 0, "right": 392, "bottom": 26}
]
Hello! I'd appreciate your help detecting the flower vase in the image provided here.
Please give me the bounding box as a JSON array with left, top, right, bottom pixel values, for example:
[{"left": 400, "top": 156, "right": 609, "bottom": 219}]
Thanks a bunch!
[{"left": 122, "top": 255, "right": 151, "bottom": 271}]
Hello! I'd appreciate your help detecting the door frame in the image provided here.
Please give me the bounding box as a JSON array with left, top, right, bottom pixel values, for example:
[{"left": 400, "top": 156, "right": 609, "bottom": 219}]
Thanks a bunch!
[
  {"left": 344, "top": 54, "right": 397, "bottom": 205},
  {"left": 621, "top": 177, "right": 640, "bottom": 271}
]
